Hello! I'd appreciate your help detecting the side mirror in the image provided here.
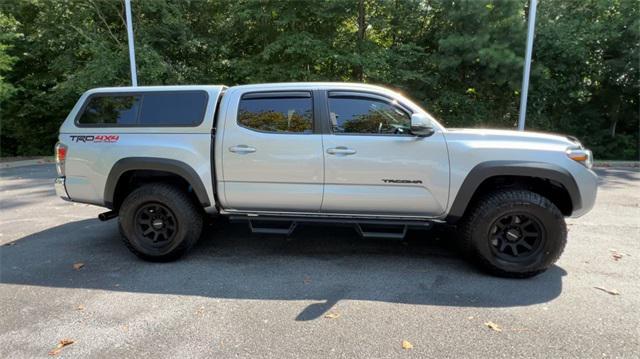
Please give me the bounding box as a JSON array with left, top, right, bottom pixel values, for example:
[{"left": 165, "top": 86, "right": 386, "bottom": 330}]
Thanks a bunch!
[{"left": 410, "top": 113, "right": 435, "bottom": 137}]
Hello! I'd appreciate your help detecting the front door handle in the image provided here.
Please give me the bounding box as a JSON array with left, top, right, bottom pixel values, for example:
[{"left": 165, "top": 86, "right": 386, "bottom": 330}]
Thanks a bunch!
[
  {"left": 229, "top": 145, "right": 256, "bottom": 154},
  {"left": 326, "top": 146, "right": 356, "bottom": 155}
]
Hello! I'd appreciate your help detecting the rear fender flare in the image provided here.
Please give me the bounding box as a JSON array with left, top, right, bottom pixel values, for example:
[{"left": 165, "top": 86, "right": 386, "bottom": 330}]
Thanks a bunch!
[{"left": 104, "top": 157, "right": 210, "bottom": 209}]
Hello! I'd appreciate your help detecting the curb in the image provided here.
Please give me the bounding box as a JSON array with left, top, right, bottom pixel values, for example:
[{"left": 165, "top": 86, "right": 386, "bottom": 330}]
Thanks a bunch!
[
  {"left": 0, "top": 157, "right": 55, "bottom": 169},
  {"left": 594, "top": 161, "right": 639, "bottom": 168}
]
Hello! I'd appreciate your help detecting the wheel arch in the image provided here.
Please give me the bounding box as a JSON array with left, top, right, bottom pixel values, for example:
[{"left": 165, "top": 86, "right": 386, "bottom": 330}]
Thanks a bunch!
[
  {"left": 447, "top": 161, "right": 581, "bottom": 223},
  {"left": 104, "top": 157, "right": 211, "bottom": 210}
]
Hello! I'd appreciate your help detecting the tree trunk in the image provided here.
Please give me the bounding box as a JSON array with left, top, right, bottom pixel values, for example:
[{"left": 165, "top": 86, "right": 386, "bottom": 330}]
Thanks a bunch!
[
  {"left": 391, "top": 0, "right": 399, "bottom": 48},
  {"left": 609, "top": 96, "right": 622, "bottom": 137}
]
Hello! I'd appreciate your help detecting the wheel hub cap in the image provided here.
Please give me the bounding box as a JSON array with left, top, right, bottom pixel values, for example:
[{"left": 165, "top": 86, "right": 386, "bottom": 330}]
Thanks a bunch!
[
  {"left": 134, "top": 203, "right": 177, "bottom": 244},
  {"left": 489, "top": 213, "right": 544, "bottom": 261},
  {"left": 152, "top": 219, "right": 164, "bottom": 229},
  {"left": 505, "top": 228, "right": 521, "bottom": 242}
]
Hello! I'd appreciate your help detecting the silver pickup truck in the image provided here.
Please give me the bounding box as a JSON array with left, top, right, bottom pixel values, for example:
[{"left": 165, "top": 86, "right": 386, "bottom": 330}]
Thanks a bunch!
[{"left": 54, "top": 83, "right": 597, "bottom": 277}]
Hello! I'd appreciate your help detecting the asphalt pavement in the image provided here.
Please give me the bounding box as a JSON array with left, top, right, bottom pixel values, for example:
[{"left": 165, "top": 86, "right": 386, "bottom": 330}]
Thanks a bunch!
[{"left": 0, "top": 164, "right": 638, "bottom": 358}]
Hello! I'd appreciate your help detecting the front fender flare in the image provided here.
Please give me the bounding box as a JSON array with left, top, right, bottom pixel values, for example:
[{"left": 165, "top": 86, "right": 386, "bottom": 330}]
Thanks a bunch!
[{"left": 446, "top": 161, "right": 581, "bottom": 223}]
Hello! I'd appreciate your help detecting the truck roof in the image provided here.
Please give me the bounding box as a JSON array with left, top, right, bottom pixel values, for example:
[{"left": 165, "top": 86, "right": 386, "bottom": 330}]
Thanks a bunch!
[
  {"left": 84, "top": 82, "right": 401, "bottom": 95},
  {"left": 84, "top": 85, "right": 226, "bottom": 95},
  {"left": 229, "top": 82, "right": 396, "bottom": 91}
]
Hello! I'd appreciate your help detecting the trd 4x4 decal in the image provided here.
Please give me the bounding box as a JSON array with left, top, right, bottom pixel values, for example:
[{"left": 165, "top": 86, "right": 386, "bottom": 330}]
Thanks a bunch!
[{"left": 70, "top": 135, "right": 119, "bottom": 143}]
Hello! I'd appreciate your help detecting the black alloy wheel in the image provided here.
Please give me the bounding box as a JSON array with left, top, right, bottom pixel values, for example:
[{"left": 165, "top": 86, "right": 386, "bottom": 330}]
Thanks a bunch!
[
  {"left": 134, "top": 202, "right": 178, "bottom": 246},
  {"left": 488, "top": 213, "right": 544, "bottom": 262}
]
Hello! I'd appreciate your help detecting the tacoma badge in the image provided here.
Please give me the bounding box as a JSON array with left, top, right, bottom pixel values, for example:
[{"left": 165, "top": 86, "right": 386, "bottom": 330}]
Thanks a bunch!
[{"left": 382, "top": 179, "right": 423, "bottom": 184}]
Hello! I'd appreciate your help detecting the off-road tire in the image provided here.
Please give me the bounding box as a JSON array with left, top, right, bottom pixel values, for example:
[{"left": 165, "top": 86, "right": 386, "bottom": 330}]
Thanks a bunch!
[
  {"left": 459, "top": 190, "right": 567, "bottom": 278},
  {"left": 118, "top": 183, "right": 203, "bottom": 262}
]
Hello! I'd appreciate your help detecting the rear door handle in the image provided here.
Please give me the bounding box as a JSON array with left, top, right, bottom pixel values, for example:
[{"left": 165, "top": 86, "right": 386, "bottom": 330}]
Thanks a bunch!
[
  {"left": 326, "top": 146, "right": 356, "bottom": 155},
  {"left": 229, "top": 145, "right": 256, "bottom": 154}
]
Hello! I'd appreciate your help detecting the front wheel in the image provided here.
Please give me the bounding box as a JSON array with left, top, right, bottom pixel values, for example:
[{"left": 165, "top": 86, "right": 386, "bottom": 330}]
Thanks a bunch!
[
  {"left": 118, "top": 183, "right": 203, "bottom": 262},
  {"left": 459, "top": 190, "right": 567, "bottom": 278}
]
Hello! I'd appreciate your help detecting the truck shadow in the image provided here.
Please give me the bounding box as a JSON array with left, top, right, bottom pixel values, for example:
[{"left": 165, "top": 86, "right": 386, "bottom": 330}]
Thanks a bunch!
[
  {"left": 0, "top": 218, "right": 566, "bottom": 321},
  {"left": 594, "top": 167, "right": 639, "bottom": 189}
]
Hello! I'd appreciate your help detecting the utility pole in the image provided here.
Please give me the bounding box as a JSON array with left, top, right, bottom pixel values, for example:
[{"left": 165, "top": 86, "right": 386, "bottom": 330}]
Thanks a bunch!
[
  {"left": 517, "top": 0, "right": 538, "bottom": 131},
  {"left": 124, "top": 0, "right": 138, "bottom": 87}
]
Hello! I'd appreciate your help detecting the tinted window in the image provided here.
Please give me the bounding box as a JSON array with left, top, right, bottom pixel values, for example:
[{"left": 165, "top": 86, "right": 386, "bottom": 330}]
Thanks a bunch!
[
  {"left": 329, "top": 97, "right": 410, "bottom": 135},
  {"left": 238, "top": 96, "right": 313, "bottom": 133},
  {"left": 78, "top": 95, "right": 140, "bottom": 125},
  {"left": 139, "top": 91, "right": 207, "bottom": 125}
]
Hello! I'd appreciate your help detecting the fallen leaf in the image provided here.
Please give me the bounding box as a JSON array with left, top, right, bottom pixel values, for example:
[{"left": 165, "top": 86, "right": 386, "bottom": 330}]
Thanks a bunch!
[
  {"left": 401, "top": 340, "right": 413, "bottom": 350},
  {"left": 195, "top": 306, "right": 205, "bottom": 316},
  {"left": 72, "top": 262, "right": 84, "bottom": 270},
  {"left": 324, "top": 312, "right": 340, "bottom": 319},
  {"left": 48, "top": 339, "right": 74, "bottom": 356},
  {"left": 594, "top": 286, "right": 620, "bottom": 295},
  {"left": 76, "top": 305, "right": 85, "bottom": 311},
  {"left": 485, "top": 321, "right": 502, "bottom": 332},
  {"left": 609, "top": 249, "right": 629, "bottom": 261},
  {"left": 48, "top": 348, "right": 62, "bottom": 355}
]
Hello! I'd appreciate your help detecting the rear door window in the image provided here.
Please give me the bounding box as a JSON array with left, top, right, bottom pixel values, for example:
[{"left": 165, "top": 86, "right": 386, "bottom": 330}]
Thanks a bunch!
[
  {"left": 238, "top": 93, "right": 313, "bottom": 133},
  {"left": 77, "top": 91, "right": 208, "bottom": 126}
]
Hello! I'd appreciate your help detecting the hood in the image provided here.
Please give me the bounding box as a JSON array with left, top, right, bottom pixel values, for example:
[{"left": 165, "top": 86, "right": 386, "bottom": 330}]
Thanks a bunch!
[{"left": 445, "top": 128, "right": 582, "bottom": 148}]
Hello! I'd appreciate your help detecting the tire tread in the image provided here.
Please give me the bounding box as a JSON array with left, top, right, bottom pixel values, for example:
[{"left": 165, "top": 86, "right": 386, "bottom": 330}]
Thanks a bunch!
[
  {"left": 118, "top": 183, "right": 203, "bottom": 262},
  {"left": 459, "top": 190, "right": 567, "bottom": 278}
]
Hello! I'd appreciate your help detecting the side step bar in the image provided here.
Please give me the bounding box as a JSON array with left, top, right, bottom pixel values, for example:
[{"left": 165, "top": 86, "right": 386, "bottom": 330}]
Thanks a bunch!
[
  {"left": 354, "top": 223, "right": 408, "bottom": 239},
  {"left": 229, "top": 215, "right": 433, "bottom": 239},
  {"left": 248, "top": 220, "right": 297, "bottom": 236}
]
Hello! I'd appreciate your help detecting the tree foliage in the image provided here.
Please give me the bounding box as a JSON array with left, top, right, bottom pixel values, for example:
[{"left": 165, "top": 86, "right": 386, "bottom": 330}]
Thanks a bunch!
[{"left": 0, "top": 0, "right": 637, "bottom": 159}]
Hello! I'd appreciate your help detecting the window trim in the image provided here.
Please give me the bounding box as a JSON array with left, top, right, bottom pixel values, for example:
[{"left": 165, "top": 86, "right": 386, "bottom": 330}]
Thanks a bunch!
[
  {"left": 236, "top": 91, "right": 315, "bottom": 135},
  {"left": 327, "top": 91, "right": 414, "bottom": 137},
  {"left": 75, "top": 90, "right": 209, "bottom": 128},
  {"left": 241, "top": 91, "right": 311, "bottom": 100}
]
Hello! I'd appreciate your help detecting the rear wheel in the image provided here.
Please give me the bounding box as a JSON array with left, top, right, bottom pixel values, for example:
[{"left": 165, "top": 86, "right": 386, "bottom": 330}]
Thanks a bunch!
[
  {"left": 118, "top": 183, "right": 203, "bottom": 261},
  {"left": 459, "top": 190, "right": 567, "bottom": 278}
]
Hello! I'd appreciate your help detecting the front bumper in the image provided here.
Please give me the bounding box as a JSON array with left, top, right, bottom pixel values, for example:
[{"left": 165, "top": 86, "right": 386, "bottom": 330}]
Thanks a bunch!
[
  {"left": 55, "top": 177, "right": 71, "bottom": 201},
  {"left": 570, "top": 168, "right": 598, "bottom": 218}
]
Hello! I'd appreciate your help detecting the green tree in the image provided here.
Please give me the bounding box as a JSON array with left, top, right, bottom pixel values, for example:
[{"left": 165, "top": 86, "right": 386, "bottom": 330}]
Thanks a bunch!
[
  {"left": 0, "top": 13, "right": 18, "bottom": 104},
  {"left": 531, "top": 0, "right": 639, "bottom": 159},
  {"left": 0, "top": 0, "right": 637, "bottom": 159}
]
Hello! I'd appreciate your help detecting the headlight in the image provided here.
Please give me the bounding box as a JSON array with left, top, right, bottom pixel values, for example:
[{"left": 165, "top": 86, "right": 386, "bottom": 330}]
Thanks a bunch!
[{"left": 566, "top": 147, "right": 593, "bottom": 169}]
